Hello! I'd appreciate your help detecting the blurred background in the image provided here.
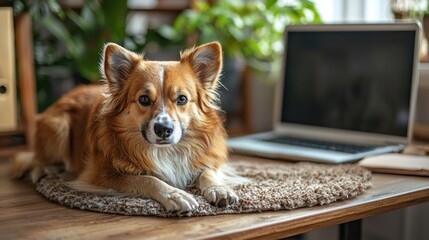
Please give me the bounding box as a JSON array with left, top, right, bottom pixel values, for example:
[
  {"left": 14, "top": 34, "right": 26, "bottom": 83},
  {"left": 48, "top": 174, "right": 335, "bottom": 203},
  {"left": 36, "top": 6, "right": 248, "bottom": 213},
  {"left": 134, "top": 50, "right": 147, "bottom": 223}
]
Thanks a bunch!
[
  {"left": 2, "top": 0, "right": 323, "bottom": 137},
  {"left": 2, "top": 0, "right": 429, "bottom": 137},
  {"left": 1, "top": 0, "right": 429, "bottom": 239}
]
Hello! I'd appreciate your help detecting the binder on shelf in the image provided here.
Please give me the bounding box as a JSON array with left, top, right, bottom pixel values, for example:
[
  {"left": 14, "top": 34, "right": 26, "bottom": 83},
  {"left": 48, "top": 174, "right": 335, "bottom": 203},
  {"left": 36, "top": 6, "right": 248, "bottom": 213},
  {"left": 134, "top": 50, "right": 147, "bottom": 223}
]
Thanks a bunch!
[{"left": 0, "top": 8, "right": 18, "bottom": 132}]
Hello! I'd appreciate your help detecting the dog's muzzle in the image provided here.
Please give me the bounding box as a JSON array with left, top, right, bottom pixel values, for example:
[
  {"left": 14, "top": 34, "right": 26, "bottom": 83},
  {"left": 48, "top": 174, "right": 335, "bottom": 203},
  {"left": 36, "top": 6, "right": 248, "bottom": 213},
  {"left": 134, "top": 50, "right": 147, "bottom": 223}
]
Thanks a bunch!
[{"left": 142, "top": 113, "right": 182, "bottom": 145}]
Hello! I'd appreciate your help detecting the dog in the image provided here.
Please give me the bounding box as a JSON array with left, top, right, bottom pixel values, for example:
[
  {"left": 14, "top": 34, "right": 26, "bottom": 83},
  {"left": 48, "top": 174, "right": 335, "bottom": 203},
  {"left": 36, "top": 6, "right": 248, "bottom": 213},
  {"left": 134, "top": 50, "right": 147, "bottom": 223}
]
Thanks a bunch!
[{"left": 11, "top": 41, "right": 243, "bottom": 213}]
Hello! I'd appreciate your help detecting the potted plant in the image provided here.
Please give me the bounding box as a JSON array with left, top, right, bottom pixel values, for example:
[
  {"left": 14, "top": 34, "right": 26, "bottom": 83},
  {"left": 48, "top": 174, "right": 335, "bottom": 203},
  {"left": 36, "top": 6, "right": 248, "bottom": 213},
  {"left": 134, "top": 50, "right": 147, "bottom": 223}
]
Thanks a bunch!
[
  {"left": 13, "top": 0, "right": 128, "bottom": 110},
  {"left": 155, "top": 0, "right": 321, "bottom": 115}
]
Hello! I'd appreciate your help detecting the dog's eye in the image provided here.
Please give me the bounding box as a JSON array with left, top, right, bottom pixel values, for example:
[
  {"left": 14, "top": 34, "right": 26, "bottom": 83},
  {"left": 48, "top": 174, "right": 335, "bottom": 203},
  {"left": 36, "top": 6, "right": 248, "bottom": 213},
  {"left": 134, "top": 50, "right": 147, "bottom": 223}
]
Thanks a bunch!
[
  {"left": 176, "top": 95, "right": 188, "bottom": 106},
  {"left": 139, "top": 95, "right": 151, "bottom": 106}
]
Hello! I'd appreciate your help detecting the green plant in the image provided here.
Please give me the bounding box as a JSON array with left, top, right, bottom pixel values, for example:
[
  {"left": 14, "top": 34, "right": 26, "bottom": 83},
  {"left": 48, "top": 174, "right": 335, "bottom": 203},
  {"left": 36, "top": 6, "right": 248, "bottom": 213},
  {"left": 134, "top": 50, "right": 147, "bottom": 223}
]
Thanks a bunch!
[
  {"left": 49, "top": 0, "right": 126, "bottom": 82},
  {"left": 159, "top": 0, "right": 321, "bottom": 81},
  {"left": 15, "top": 0, "right": 127, "bottom": 82},
  {"left": 12, "top": 0, "right": 128, "bottom": 111}
]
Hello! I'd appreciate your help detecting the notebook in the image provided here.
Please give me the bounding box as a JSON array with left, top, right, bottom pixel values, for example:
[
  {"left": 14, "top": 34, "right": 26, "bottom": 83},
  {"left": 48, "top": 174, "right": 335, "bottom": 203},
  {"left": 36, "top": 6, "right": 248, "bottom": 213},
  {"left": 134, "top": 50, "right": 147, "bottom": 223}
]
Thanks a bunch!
[
  {"left": 358, "top": 153, "right": 429, "bottom": 176},
  {"left": 228, "top": 22, "right": 421, "bottom": 163}
]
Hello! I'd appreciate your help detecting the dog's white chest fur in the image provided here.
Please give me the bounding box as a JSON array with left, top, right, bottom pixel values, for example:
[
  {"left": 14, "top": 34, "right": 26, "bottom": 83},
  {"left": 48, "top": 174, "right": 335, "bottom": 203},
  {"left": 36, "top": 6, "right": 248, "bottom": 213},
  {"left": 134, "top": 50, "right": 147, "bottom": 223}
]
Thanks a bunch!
[{"left": 149, "top": 147, "right": 198, "bottom": 189}]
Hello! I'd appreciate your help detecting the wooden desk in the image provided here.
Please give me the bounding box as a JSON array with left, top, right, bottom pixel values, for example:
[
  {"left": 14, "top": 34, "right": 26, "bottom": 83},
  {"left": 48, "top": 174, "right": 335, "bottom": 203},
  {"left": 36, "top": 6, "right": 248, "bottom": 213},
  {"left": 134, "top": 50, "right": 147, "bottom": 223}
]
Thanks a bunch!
[{"left": 1, "top": 155, "right": 429, "bottom": 240}]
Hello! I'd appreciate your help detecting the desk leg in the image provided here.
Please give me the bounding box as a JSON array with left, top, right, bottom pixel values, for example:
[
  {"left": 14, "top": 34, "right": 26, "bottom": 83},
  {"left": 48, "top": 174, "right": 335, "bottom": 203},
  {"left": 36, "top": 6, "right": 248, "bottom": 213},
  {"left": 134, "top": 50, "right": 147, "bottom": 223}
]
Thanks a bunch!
[{"left": 339, "top": 220, "right": 361, "bottom": 240}]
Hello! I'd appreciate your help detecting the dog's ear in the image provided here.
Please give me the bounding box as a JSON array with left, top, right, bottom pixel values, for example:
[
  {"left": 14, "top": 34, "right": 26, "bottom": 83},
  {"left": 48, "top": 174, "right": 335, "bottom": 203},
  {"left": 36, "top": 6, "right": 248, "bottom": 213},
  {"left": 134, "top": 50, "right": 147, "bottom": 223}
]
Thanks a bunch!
[
  {"left": 101, "top": 43, "right": 140, "bottom": 92},
  {"left": 180, "top": 42, "right": 222, "bottom": 90}
]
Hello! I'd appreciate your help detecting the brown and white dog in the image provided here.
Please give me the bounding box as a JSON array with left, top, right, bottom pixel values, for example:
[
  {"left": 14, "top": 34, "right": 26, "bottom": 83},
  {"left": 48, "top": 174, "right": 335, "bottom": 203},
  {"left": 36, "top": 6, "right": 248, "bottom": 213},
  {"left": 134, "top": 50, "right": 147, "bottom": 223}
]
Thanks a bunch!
[{"left": 11, "top": 42, "right": 242, "bottom": 213}]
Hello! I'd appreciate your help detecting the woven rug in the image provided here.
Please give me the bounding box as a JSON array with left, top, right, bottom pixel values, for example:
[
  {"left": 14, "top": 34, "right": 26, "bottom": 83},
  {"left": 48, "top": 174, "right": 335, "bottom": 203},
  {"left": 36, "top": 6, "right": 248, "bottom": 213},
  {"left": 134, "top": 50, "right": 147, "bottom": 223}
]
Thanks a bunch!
[{"left": 35, "top": 159, "right": 371, "bottom": 217}]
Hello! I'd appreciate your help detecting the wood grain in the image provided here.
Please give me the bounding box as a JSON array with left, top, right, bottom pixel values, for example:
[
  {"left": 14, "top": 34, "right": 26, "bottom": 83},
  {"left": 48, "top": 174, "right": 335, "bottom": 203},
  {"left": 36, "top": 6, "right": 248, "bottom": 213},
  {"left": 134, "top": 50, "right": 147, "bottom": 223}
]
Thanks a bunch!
[
  {"left": 15, "top": 13, "right": 37, "bottom": 150},
  {"left": 1, "top": 154, "right": 429, "bottom": 240}
]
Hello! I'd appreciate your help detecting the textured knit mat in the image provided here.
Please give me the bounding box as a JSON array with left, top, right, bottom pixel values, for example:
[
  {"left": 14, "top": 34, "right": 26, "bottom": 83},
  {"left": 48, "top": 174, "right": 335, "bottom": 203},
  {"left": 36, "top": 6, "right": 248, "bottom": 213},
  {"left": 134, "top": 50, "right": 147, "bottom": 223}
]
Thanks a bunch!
[{"left": 35, "top": 159, "right": 372, "bottom": 217}]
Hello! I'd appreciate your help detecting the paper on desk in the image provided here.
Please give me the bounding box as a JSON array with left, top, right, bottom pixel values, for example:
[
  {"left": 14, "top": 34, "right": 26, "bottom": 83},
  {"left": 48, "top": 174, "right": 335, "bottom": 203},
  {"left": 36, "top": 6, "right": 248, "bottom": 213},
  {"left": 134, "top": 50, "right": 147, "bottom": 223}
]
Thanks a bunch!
[{"left": 358, "top": 153, "right": 429, "bottom": 176}]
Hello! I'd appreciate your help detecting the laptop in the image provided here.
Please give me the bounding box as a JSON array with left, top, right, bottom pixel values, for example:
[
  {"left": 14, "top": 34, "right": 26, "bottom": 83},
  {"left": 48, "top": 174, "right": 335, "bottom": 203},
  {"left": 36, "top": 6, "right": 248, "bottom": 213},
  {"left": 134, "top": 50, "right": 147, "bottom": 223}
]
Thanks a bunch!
[{"left": 228, "top": 22, "right": 421, "bottom": 163}]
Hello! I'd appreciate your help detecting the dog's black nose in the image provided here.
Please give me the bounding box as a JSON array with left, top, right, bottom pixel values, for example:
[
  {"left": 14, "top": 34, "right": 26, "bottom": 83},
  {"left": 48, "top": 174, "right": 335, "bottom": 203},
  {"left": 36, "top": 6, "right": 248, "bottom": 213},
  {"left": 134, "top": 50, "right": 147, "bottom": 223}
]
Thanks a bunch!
[{"left": 154, "top": 122, "right": 174, "bottom": 138}]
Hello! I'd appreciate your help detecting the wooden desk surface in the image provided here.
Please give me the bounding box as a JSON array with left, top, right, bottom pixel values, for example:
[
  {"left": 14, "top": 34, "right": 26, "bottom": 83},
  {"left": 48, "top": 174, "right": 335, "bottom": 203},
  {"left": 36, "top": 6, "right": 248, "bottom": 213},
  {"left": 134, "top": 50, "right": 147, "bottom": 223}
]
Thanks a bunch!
[{"left": 1, "top": 155, "right": 429, "bottom": 240}]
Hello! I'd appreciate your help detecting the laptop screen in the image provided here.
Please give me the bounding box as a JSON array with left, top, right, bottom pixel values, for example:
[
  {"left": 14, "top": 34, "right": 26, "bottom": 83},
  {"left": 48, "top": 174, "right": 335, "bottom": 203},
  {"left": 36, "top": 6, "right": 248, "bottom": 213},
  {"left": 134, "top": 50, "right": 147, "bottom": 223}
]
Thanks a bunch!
[{"left": 281, "top": 28, "right": 416, "bottom": 137}]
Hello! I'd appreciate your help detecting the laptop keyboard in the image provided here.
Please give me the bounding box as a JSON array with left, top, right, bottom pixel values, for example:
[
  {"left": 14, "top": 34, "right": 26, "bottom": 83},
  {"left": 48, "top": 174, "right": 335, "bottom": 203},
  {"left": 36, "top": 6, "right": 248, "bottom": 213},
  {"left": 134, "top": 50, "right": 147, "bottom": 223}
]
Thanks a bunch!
[{"left": 262, "top": 136, "right": 378, "bottom": 154}]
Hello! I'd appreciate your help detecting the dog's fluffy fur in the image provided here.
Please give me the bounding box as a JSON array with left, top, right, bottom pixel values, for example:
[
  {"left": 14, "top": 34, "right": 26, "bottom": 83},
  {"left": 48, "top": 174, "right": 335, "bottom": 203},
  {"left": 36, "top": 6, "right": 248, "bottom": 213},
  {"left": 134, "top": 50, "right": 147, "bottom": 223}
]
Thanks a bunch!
[{"left": 11, "top": 42, "right": 243, "bottom": 212}]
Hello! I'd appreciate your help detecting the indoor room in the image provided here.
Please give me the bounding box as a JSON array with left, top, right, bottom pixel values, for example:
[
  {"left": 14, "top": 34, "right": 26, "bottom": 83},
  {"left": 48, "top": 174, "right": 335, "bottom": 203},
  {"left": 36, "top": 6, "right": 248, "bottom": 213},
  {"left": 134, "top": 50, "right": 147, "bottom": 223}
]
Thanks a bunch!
[{"left": 1, "top": 0, "right": 429, "bottom": 239}]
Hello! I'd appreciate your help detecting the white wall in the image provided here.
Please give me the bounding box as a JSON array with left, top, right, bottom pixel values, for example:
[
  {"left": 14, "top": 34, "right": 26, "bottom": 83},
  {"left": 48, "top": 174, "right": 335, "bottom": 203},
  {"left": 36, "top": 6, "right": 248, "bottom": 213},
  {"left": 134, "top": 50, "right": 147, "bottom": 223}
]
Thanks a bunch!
[{"left": 313, "top": 0, "right": 393, "bottom": 23}]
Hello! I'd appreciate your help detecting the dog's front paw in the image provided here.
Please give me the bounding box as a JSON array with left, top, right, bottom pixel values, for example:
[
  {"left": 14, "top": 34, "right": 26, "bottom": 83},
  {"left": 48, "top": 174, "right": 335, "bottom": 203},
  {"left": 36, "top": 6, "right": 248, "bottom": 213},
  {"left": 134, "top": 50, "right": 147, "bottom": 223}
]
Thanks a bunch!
[
  {"left": 203, "top": 186, "right": 239, "bottom": 208},
  {"left": 160, "top": 188, "right": 199, "bottom": 214}
]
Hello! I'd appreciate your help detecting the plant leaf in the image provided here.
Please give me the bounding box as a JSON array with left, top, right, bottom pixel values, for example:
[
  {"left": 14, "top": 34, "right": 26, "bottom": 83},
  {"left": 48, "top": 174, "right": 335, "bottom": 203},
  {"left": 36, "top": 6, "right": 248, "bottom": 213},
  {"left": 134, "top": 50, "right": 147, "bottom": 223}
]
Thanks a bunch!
[{"left": 39, "top": 15, "right": 83, "bottom": 58}]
